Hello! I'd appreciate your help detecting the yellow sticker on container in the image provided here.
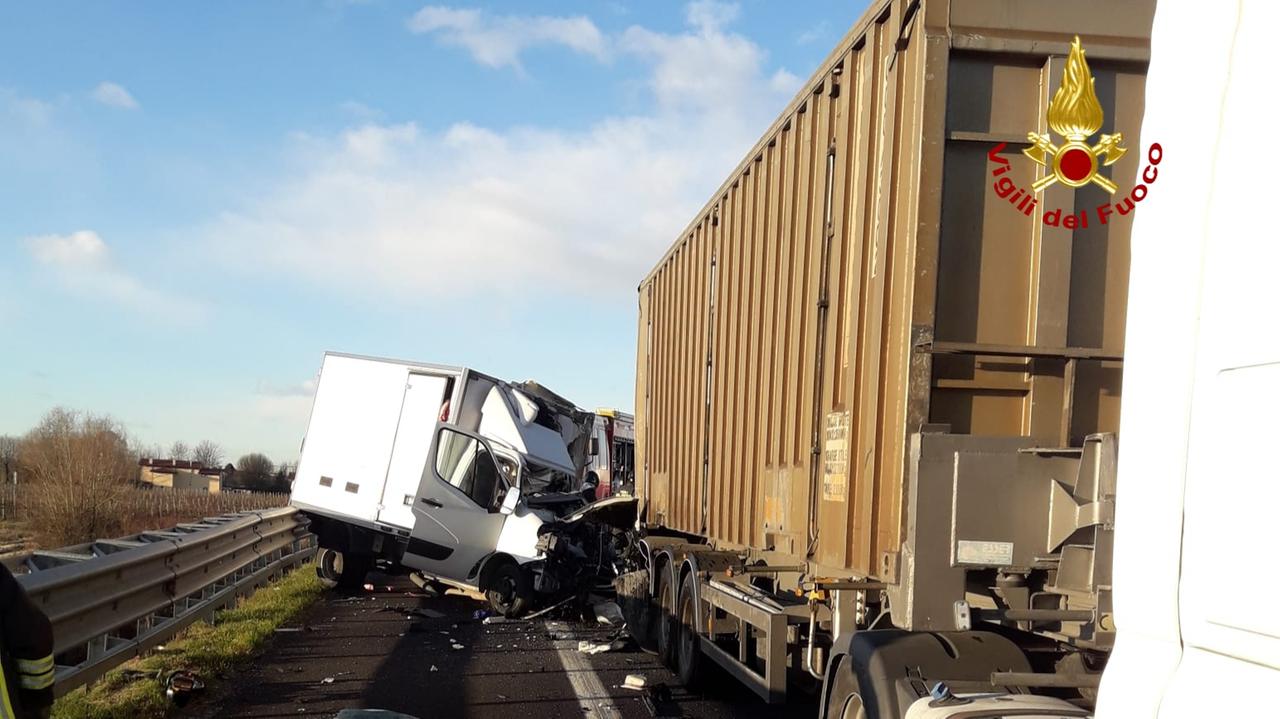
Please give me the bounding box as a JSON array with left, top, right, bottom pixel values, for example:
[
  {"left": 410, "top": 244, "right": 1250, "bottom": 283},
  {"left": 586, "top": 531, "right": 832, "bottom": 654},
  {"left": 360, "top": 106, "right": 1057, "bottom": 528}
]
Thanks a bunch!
[{"left": 822, "top": 411, "right": 850, "bottom": 502}]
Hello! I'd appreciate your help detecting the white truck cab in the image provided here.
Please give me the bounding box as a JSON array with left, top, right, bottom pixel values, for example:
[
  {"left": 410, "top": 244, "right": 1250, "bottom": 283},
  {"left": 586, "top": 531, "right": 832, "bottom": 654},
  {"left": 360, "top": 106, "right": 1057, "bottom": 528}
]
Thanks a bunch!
[
  {"left": 1094, "top": 1, "right": 1280, "bottom": 716},
  {"left": 290, "top": 353, "right": 630, "bottom": 615}
]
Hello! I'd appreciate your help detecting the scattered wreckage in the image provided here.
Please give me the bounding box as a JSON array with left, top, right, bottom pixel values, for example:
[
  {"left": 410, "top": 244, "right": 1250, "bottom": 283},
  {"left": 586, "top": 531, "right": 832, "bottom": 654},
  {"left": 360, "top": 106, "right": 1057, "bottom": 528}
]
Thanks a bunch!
[{"left": 291, "top": 352, "right": 641, "bottom": 617}]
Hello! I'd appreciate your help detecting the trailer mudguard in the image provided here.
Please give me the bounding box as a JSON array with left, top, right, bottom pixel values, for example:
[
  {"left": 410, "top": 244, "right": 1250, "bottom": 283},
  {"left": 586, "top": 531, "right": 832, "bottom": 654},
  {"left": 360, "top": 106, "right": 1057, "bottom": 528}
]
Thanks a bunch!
[{"left": 821, "top": 630, "right": 1031, "bottom": 719}]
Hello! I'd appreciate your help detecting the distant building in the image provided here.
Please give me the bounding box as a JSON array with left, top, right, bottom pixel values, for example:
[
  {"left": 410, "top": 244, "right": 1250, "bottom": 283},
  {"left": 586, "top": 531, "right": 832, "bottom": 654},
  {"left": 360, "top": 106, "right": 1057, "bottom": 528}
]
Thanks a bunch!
[{"left": 138, "top": 458, "right": 224, "bottom": 493}]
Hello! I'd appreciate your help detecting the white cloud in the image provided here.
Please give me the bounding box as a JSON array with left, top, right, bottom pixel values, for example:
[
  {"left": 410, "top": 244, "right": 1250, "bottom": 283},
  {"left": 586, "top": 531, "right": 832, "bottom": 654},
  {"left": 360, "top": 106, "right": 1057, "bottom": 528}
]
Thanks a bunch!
[
  {"left": 407, "top": 5, "right": 607, "bottom": 70},
  {"left": 256, "top": 376, "right": 319, "bottom": 398},
  {"left": 1, "top": 89, "right": 54, "bottom": 126},
  {"left": 339, "top": 100, "right": 382, "bottom": 120},
  {"left": 769, "top": 68, "right": 802, "bottom": 95},
  {"left": 24, "top": 230, "right": 201, "bottom": 320},
  {"left": 26, "top": 229, "right": 109, "bottom": 266},
  {"left": 796, "top": 20, "right": 829, "bottom": 45},
  {"left": 208, "top": 2, "right": 794, "bottom": 302},
  {"left": 685, "top": 0, "right": 739, "bottom": 33},
  {"left": 251, "top": 377, "right": 318, "bottom": 436},
  {"left": 91, "top": 81, "right": 139, "bottom": 110}
]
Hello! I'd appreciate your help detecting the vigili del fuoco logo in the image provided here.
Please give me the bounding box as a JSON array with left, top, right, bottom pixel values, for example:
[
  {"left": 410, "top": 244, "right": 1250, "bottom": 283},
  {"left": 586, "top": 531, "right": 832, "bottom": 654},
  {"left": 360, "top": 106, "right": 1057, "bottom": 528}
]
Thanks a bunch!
[{"left": 987, "top": 36, "right": 1162, "bottom": 229}]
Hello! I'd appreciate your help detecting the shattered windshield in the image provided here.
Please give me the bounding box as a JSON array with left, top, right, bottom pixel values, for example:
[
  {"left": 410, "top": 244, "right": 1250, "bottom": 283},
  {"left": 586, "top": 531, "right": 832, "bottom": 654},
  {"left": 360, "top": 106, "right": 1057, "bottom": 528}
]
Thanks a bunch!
[{"left": 522, "top": 460, "right": 576, "bottom": 494}]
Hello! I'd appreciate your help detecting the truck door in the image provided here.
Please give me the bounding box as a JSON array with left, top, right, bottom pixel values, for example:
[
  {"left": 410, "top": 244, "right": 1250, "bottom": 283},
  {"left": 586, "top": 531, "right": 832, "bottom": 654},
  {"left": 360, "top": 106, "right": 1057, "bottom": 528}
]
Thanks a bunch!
[
  {"left": 377, "top": 372, "right": 452, "bottom": 529},
  {"left": 402, "top": 425, "right": 511, "bottom": 584}
]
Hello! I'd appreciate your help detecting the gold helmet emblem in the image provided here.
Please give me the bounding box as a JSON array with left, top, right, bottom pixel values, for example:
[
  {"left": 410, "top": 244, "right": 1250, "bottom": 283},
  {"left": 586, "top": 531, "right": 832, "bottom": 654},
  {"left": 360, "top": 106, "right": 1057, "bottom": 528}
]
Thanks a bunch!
[{"left": 1023, "top": 37, "right": 1127, "bottom": 193}]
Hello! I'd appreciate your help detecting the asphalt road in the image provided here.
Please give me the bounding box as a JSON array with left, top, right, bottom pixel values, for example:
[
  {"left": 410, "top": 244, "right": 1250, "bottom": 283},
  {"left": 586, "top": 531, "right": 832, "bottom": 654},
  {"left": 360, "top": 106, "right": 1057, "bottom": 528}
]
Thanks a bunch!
[{"left": 205, "top": 572, "right": 817, "bottom": 719}]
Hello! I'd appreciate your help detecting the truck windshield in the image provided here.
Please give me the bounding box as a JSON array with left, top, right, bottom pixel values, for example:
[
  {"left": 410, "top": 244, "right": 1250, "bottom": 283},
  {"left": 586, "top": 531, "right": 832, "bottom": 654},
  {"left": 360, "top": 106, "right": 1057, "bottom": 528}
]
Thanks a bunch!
[{"left": 522, "top": 461, "right": 573, "bottom": 494}]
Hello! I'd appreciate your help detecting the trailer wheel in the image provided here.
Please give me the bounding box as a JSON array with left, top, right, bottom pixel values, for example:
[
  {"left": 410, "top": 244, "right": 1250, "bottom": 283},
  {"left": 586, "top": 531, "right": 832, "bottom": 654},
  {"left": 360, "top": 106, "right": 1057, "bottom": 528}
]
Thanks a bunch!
[
  {"left": 655, "top": 565, "right": 677, "bottom": 668},
  {"left": 675, "top": 571, "right": 704, "bottom": 687},
  {"left": 485, "top": 561, "right": 531, "bottom": 617},
  {"left": 335, "top": 552, "right": 372, "bottom": 589}
]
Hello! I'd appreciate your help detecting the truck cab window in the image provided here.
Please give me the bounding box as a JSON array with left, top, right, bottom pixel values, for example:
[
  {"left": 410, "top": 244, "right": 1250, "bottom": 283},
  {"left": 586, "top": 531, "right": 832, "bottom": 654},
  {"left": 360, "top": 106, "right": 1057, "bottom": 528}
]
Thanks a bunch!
[{"left": 434, "top": 428, "right": 503, "bottom": 508}]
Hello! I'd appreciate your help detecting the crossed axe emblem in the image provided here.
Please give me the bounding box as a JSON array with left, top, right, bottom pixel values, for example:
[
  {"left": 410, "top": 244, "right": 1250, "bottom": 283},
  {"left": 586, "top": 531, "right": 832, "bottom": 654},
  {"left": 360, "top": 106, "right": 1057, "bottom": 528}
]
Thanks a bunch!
[{"left": 1023, "top": 132, "right": 1126, "bottom": 193}]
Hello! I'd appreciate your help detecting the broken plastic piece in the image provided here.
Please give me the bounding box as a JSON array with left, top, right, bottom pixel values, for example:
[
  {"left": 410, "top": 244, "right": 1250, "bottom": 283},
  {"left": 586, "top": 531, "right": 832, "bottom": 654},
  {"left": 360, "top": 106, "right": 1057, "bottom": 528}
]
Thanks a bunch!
[
  {"left": 622, "top": 674, "right": 647, "bottom": 690},
  {"left": 593, "top": 601, "right": 625, "bottom": 626},
  {"left": 165, "top": 670, "right": 205, "bottom": 707},
  {"left": 578, "top": 639, "right": 625, "bottom": 654}
]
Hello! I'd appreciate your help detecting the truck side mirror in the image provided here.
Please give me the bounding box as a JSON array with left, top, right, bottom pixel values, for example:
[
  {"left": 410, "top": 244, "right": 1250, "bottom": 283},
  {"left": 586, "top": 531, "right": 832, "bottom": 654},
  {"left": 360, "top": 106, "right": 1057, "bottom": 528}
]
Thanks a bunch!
[
  {"left": 590, "top": 437, "right": 600, "bottom": 456},
  {"left": 498, "top": 486, "right": 519, "bottom": 515}
]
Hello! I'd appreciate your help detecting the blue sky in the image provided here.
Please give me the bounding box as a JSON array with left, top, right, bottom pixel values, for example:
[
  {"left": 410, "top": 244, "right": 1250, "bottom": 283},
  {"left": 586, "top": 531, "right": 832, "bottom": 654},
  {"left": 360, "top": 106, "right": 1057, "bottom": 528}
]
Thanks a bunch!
[{"left": 1, "top": 1, "right": 864, "bottom": 464}]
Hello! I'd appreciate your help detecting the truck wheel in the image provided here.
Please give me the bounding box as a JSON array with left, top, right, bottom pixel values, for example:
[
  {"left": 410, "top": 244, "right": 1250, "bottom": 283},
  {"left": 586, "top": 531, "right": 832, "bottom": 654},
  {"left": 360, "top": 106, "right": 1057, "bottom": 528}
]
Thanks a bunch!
[
  {"left": 486, "top": 562, "right": 531, "bottom": 617},
  {"left": 335, "top": 552, "right": 372, "bottom": 589},
  {"left": 675, "top": 571, "right": 704, "bottom": 687},
  {"left": 316, "top": 548, "right": 340, "bottom": 588}
]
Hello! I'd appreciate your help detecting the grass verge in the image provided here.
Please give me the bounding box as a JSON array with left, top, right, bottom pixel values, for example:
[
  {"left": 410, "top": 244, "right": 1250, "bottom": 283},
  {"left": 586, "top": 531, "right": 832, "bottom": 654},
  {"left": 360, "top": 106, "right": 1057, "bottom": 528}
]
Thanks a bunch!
[{"left": 53, "top": 562, "right": 325, "bottom": 719}]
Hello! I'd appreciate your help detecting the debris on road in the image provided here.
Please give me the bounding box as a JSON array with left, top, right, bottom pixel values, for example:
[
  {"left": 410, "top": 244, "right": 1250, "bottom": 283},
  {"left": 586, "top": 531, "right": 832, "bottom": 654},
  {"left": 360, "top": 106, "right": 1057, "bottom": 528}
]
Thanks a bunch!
[
  {"left": 407, "top": 607, "right": 446, "bottom": 619},
  {"left": 641, "top": 683, "right": 680, "bottom": 718},
  {"left": 593, "top": 600, "right": 624, "bottom": 626},
  {"left": 164, "top": 670, "right": 205, "bottom": 706},
  {"left": 321, "top": 677, "right": 335, "bottom": 684},
  {"left": 577, "top": 639, "right": 626, "bottom": 654},
  {"left": 116, "top": 668, "right": 159, "bottom": 684},
  {"left": 622, "top": 674, "right": 647, "bottom": 690},
  {"left": 481, "top": 615, "right": 512, "bottom": 625},
  {"left": 451, "top": 642, "right": 465, "bottom": 650}
]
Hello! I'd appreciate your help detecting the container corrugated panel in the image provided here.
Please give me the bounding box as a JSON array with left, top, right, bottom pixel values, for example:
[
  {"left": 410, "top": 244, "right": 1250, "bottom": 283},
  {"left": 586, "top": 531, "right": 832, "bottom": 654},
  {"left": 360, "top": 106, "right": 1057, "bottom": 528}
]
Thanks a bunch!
[{"left": 635, "top": 0, "right": 1154, "bottom": 579}]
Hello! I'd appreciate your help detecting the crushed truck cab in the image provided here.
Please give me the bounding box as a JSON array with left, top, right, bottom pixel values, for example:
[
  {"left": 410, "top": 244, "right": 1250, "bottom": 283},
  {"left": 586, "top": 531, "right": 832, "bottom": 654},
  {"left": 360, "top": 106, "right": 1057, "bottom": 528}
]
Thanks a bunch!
[{"left": 290, "top": 352, "right": 634, "bottom": 615}]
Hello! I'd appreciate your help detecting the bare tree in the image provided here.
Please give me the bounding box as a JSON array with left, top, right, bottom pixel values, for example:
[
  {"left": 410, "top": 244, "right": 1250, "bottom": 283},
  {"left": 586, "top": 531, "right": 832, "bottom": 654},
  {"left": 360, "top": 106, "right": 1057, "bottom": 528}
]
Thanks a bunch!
[
  {"left": 135, "top": 442, "right": 163, "bottom": 461},
  {"left": 20, "top": 407, "right": 137, "bottom": 545},
  {"left": 0, "top": 435, "right": 19, "bottom": 484},
  {"left": 192, "top": 440, "right": 223, "bottom": 468},
  {"left": 235, "top": 453, "right": 275, "bottom": 491},
  {"left": 169, "top": 440, "right": 191, "bottom": 461},
  {"left": 271, "top": 462, "right": 297, "bottom": 493}
]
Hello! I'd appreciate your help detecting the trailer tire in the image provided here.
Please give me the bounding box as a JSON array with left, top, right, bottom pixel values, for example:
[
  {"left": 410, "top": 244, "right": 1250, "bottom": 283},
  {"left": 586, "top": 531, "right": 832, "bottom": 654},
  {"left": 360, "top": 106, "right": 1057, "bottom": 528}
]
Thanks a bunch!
[
  {"left": 655, "top": 565, "right": 677, "bottom": 668},
  {"left": 485, "top": 561, "right": 531, "bottom": 617},
  {"left": 335, "top": 552, "right": 372, "bottom": 589},
  {"left": 675, "top": 571, "right": 704, "bottom": 688}
]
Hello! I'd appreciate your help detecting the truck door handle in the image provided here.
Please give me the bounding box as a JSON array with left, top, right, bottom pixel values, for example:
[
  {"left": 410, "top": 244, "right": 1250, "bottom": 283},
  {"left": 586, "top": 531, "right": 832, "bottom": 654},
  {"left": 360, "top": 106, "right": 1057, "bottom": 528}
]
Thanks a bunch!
[{"left": 420, "top": 498, "right": 443, "bottom": 508}]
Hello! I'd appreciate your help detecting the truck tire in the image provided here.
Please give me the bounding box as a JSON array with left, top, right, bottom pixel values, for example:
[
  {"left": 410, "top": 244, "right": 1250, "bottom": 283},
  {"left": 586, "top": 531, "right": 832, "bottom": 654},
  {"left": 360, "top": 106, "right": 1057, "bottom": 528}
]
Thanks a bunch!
[
  {"left": 675, "top": 571, "right": 704, "bottom": 688},
  {"left": 335, "top": 552, "right": 372, "bottom": 589},
  {"left": 485, "top": 562, "right": 531, "bottom": 617},
  {"left": 316, "top": 548, "right": 340, "bottom": 588},
  {"left": 655, "top": 565, "right": 677, "bottom": 668}
]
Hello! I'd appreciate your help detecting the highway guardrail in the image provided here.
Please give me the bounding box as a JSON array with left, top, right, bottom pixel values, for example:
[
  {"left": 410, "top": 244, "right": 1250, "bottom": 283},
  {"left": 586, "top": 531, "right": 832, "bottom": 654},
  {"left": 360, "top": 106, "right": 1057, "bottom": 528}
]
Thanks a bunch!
[{"left": 9, "top": 507, "right": 315, "bottom": 696}]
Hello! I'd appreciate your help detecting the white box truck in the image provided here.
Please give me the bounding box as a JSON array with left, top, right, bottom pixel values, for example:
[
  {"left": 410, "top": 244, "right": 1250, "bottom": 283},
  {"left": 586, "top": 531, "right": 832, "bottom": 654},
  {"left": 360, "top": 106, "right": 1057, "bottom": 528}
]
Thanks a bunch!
[{"left": 290, "top": 352, "right": 636, "bottom": 615}]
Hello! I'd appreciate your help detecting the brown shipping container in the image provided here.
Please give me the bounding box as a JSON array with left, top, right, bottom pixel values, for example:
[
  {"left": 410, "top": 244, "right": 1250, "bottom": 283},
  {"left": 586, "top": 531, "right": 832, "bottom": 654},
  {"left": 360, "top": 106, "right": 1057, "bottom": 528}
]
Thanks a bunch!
[{"left": 635, "top": 0, "right": 1153, "bottom": 580}]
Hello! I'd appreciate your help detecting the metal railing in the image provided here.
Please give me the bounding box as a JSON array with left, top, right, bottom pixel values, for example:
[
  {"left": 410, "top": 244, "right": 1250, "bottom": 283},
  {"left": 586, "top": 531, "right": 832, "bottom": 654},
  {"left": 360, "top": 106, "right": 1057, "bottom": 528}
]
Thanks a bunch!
[{"left": 10, "top": 507, "right": 315, "bottom": 697}]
